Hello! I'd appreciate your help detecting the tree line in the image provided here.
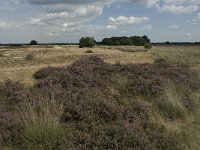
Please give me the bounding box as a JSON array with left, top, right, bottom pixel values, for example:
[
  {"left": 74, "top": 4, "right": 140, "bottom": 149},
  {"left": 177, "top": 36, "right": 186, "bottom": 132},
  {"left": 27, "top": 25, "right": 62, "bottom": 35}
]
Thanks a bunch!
[{"left": 101, "top": 35, "right": 150, "bottom": 46}]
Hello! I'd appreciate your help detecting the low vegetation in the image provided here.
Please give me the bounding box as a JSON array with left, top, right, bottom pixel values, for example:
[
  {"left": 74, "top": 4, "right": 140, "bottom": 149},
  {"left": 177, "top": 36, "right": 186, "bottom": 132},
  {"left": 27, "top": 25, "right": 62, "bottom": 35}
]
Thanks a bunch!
[
  {"left": 144, "top": 43, "right": 152, "bottom": 49},
  {"left": 25, "top": 53, "right": 34, "bottom": 61},
  {"left": 0, "top": 55, "right": 199, "bottom": 149}
]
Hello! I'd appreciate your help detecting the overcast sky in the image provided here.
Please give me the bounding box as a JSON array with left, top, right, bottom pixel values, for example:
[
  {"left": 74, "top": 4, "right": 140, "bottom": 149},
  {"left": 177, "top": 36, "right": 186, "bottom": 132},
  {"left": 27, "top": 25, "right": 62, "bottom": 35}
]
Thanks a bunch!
[{"left": 0, "top": 0, "right": 200, "bottom": 43}]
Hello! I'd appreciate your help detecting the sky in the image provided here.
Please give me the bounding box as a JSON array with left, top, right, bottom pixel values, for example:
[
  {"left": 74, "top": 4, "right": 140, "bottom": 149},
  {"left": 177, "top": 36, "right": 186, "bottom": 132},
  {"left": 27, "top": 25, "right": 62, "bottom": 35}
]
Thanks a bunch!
[{"left": 0, "top": 0, "right": 200, "bottom": 43}]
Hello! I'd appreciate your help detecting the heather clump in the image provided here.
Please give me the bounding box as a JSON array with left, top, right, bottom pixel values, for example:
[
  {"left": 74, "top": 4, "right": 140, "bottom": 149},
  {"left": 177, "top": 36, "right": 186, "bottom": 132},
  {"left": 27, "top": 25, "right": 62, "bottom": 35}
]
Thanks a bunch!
[{"left": 0, "top": 112, "right": 21, "bottom": 147}]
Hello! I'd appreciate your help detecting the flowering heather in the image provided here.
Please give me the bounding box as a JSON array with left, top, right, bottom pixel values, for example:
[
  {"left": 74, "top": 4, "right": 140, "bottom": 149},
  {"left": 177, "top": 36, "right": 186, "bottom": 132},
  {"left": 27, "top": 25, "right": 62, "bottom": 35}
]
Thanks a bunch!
[{"left": 0, "top": 56, "right": 198, "bottom": 149}]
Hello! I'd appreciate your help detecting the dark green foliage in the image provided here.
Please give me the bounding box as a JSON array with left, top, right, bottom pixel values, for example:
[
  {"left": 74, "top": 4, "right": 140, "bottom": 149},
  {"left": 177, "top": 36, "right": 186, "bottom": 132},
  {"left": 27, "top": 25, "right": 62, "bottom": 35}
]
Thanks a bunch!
[
  {"left": 166, "top": 41, "right": 170, "bottom": 45},
  {"left": 101, "top": 38, "right": 114, "bottom": 45},
  {"left": 30, "top": 40, "right": 37, "bottom": 45},
  {"left": 114, "top": 40, "right": 120, "bottom": 46},
  {"left": 101, "top": 35, "right": 150, "bottom": 46},
  {"left": 79, "top": 37, "right": 95, "bottom": 48}
]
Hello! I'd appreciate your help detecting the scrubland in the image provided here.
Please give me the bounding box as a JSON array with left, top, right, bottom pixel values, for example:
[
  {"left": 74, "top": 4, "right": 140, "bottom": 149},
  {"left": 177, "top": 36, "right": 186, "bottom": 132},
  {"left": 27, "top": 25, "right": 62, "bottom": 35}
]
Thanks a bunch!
[{"left": 0, "top": 45, "right": 200, "bottom": 149}]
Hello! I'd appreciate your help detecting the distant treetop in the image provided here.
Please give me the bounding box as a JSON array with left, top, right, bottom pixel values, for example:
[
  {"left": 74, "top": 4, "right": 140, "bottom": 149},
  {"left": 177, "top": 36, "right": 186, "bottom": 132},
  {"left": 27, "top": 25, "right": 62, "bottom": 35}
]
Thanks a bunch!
[{"left": 30, "top": 40, "right": 37, "bottom": 45}]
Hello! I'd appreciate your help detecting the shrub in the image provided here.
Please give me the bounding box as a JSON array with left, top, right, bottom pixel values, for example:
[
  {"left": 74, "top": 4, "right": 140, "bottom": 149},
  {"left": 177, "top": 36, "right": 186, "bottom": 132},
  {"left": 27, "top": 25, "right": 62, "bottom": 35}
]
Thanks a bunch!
[
  {"left": 25, "top": 54, "right": 34, "bottom": 61},
  {"left": 144, "top": 43, "right": 152, "bottom": 49},
  {"left": 29, "top": 40, "right": 37, "bottom": 45},
  {"left": 85, "top": 50, "right": 93, "bottom": 53},
  {"left": 0, "top": 112, "right": 21, "bottom": 147},
  {"left": 79, "top": 37, "right": 95, "bottom": 48},
  {"left": 0, "top": 80, "right": 25, "bottom": 111},
  {"left": 17, "top": 98, "right": 64, "bottom": 150}
]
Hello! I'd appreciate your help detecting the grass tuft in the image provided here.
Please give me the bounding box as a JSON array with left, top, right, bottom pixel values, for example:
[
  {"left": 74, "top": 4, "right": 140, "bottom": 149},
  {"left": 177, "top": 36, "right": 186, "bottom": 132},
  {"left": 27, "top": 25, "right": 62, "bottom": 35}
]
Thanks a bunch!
[
  {"left": 157, "top": 81, "right": 187, "bottom": 119},
  {"left": 17, "top": 97, "right": 64, "bottom": 150}
]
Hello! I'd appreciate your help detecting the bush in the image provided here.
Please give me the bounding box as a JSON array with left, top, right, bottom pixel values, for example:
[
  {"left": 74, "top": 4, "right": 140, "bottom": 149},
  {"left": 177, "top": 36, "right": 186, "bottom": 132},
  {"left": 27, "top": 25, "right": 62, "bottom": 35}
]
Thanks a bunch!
[
  {"left": 25, "top": 54, "right": 34, "bottom": 61},
  {"left": 85, "top": 50, "right": 93, "bottom": 53},
  {"left": 144, "top": 43, "right": 152, "bottom": 49},
  {"left": 30, "top": 40, "right": 37, "bottom": 45},
  {"left": 0, "top": 112, "right": 21, "bottom": 147},
  {"left": 79, "top": 37, "right": 95, "bottom": 48}
]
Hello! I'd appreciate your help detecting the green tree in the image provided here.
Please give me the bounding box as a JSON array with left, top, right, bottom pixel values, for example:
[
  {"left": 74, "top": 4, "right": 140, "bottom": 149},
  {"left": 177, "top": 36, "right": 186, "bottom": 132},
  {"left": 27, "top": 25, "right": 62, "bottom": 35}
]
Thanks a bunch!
[
  {"left": 30, "top": 40, "right": 37, "bottom": 45},
  {"left": 102, "top": 38, "right": 114, "bottom": 45},
  {"left": 114, "top": 40, "right": 120, "bottom": 46},
  {"left": 79, "top": 37, "right": 95, "bottom": 48}
]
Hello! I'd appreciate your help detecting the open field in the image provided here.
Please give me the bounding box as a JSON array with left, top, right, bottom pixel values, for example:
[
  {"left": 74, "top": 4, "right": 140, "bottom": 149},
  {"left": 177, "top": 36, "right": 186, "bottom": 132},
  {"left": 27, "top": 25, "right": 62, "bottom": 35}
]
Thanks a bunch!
[
  {"left": 0, "top": 45, "right": 154, "bottom": 85},
  {"left": 0, "top": 45, "right": 200, "bottom": 149}
]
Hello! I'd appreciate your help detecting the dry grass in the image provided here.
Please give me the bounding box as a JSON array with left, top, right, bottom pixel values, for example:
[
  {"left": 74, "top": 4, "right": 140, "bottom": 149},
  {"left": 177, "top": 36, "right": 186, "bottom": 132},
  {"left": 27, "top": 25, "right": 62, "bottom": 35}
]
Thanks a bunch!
[{"left": 151, "top": 45, "right": 200, "bottom": 65}]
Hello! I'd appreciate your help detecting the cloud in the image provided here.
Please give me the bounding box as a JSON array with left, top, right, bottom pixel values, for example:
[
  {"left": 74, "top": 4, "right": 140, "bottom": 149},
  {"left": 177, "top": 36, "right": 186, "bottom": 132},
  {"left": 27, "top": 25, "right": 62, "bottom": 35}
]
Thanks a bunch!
[
  {"left": 160, "top": 5, "right": 198, "bottom": 14},
  {"left": 198, "top": 13, "right": 200, "bottom": 19},
  {"left": 185, "top": 33, "right": 192, "bottom": 37},
  {"left": 129, "top": 0, "right": 200, "bottom": 14},
  {"left": 169, "top": 25, "right": 179, "bottom": 29},
  {"left": 140, "top": 25, "right": 152, "bottom": 31},
  {"left": 106, "top": 25, "right": 118, "bottom": 29},
  {"left": 108, "top": 16, "right": 149, "bottom": 25},
  {"left": 9, "top": 0, "right": 117, "bottom": 5},
  {"left": 0, "top": 22, "right": 24, "bottom": 28},
  {"left": 129, "top": 0, "right": 160, "bottom": 8},
  {"left": 7, "top": 0, "right": 118, "bottom": 31}
]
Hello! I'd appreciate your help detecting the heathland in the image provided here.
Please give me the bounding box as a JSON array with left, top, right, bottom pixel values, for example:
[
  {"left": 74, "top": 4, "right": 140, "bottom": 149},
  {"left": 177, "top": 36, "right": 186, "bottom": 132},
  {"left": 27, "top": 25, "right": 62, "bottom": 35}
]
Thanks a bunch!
[{"left": 0, "top": 44, "right": 200, "bottom": 149}]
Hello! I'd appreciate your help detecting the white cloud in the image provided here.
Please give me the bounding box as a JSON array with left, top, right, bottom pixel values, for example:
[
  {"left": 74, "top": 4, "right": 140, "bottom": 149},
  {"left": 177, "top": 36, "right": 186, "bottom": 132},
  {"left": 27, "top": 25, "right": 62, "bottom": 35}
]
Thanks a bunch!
[
  {"left": 0, "top": 22, "right": 24, "bottom": 28},
  {"left": 169, "top": 25, "right": 179, "bottom": 29},
  {"left": 129, "top": 0, "right": 200, "bottom": 14},
  {"left": 129, "top": 0, "right": 160, "bottom": 8},
  {"left": 106, "top": 25, "right": 117, "bottom": 29},
  {"left": 6, "top": 0, "right": 119, "bottom": 34},
  {"left": 108, "top": 16, "right": 149, "bottom": 25},
  {"left": 140, "top": 25, "right": 152, "bottom": 31},
  {"left": 185, "top": 33, "right": 192, "bottom": 37},
  {"left": 198, "top": 13, "right": 200, "bottom": 19},
  {"left": 160, "top": 5, "right": 199, "bottom": 14},
  {"left": 164, "top": 0, "right": 200, "bottom": 5}
]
